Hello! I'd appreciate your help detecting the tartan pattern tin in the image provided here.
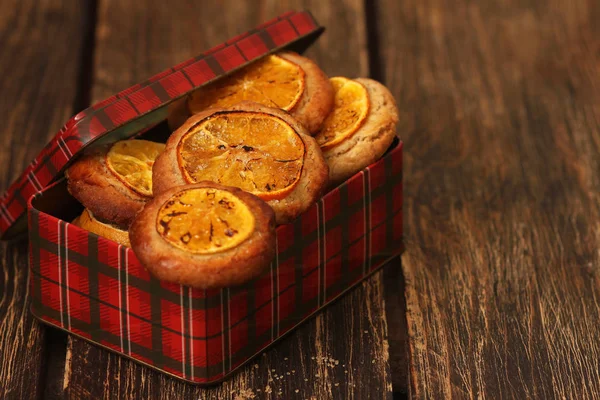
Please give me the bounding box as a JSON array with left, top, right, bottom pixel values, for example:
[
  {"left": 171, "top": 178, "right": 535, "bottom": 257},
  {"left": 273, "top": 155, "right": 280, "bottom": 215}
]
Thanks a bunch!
[
  {"left": 3, "top": 9, "right": 405, "bottom": 384},
  {"left": 28, "top": 140, "right": 403, "bottom": 384},
  {"left": 0, "top": 10, "right": 322, "bottom": 240}
]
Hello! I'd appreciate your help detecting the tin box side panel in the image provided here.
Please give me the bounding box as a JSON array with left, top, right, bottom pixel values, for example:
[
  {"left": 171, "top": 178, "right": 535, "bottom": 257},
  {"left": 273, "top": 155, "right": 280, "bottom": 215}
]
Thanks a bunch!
[
  {"left": 28, "top": 140, "right": 403, "bottom": 385},
  {"left": 27, "top": 181, "right": 208, "bottom": 382},
  {"left": 211, "top": 140, "right": 404, "bottom": 380}
]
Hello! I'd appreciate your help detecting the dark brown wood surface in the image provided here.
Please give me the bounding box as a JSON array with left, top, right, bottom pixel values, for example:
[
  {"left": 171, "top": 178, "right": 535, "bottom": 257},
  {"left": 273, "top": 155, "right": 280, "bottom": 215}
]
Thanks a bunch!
[
  {"left": 0, "top": 0, "right": 88, "bottom": 399},
  {"left": 379, "top": 0, "right": 600, "bottom": 398},
  {"left": 4, "top": 0, "right": 599, "bottom": 399},
  {"left": 55, "top": 1, "right": 395, "bottom": 399}
]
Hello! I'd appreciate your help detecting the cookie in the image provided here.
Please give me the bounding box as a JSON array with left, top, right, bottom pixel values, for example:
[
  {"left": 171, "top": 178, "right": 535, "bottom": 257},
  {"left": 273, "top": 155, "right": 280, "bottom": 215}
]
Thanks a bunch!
[
  {"left": 65, "top": 139, "right": 165, "bottom": 226},
  {"left": 129, "top": 182, "right": 276, "bottom": 289},
  {"left": 155, "top": 102, "right": 329, "bottom": 224},
  {"left": 315, "top": 77, "right": 398, "bottom": 184}
]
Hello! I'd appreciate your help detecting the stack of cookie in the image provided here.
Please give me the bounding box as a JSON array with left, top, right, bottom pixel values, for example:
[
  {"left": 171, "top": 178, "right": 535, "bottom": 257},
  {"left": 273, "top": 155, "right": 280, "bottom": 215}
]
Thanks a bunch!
[{"left": 66, "top": 51, "right": 399, "bottom": 289}]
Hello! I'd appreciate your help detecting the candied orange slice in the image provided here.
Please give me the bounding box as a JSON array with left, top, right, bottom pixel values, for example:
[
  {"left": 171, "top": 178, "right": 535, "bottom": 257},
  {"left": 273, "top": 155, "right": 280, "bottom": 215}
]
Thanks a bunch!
[
  {"left": 156, "top": 187, "right": 255, "bottom": 254},
  {"left": 74, "top": 209, "right": 131, "bottom": 247},
  {"left": 106, "top": 140, "right": 165, "bottom": 197},
  {"left": 188, "top": 55, "right": 305, "bottom": 113},
  {"left": 177, "top": 111, "right": 305, "bottom": 200},
  {"left": 315, "top": 77, "right": 370, "bottom": 150}
]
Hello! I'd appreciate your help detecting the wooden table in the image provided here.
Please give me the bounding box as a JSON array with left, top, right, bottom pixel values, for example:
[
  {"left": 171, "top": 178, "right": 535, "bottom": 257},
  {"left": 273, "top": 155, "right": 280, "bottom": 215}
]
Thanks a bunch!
[{"left": 1, "top": 1, "right": 598, "bottom": 399}]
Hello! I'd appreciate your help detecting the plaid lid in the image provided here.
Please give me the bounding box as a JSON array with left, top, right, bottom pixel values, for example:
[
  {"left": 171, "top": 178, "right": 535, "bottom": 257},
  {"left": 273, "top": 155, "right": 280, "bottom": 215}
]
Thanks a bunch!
[{"left": 0, "top": 10, "right": 324, "bottom": 240}]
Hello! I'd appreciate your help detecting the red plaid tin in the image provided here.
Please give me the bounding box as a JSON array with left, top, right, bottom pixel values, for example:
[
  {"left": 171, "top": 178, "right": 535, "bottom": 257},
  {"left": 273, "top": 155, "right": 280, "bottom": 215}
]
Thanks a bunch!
[{"left": 3, "top": 10, "right": 404, "bottom": 384}]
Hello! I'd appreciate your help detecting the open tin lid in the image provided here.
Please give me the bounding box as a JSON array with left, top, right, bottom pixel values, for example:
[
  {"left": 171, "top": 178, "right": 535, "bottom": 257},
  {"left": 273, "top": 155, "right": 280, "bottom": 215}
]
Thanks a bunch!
[{"left": 0, "top": 10, "right": 324, "bottom": 240}]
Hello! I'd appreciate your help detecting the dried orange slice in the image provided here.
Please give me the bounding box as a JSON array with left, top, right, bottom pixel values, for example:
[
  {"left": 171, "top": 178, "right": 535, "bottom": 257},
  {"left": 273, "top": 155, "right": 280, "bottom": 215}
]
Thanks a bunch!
[
  {"left": 73, "top": 209, "right": 131, "bottom": 247},
  {"left": 315, "top": 77, "right": 370, "bottom": 150},
  {"left": 106, "top": 140, "right": 165, "bottom": 197},
  {"left": 156, "top": 187, "right": 255, "bottom": 254},
  {"left": 188, "top": 55, "right": 305, "bottom": 113},
  {"left": 177, "top": 111, "right": 305, "bottom": 200}
]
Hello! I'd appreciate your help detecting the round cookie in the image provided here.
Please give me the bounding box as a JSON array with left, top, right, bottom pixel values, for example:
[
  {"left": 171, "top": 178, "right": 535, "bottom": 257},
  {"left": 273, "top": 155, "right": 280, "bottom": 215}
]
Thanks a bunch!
[
  {"left": 315, "top": 77, "right": 398, "bottom": 185},
  {"left": 129, "top": 182, "right": 276, "bottom": 289},
  {"left": 167, "top": 51, "right": 334, "bottom": 134},
  {"left": 66, "top": 139, "right": 165, "bottom": 227},
  {"left": 155, "top": 102, "right": 329, "bottom": 225}
]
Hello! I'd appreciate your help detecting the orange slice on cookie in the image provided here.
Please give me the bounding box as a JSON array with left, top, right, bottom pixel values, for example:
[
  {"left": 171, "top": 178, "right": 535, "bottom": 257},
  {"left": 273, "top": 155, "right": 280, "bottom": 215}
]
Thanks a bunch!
[
  {"left": 156, "top": 187, "right": 256, "bottom": 254},
  {"left": 315, "top": 77, "right": 370, "bottom": 150},
  {"left": 177, "top": 111, "right": 305, "bottom": 201},
  {"left": 168, "top": 52, "right": 334, "bottom": 134},
  {"left": 315, "top": 77, "right": 399, "bottom": 184},
  {"left": 106, "top": 140, "right": 165, "bottom": 197},
  {"left": 66, "top": 139, "right": 165, "bottom": 227},
  {"left": 72, "top": 209, "right": 131, "bottom": 247},
  {"left": 189, "top": 55, "right": 305, "bottom": 113},
  {"left": 154, "top": 102, "right": 329, "bottom": 224}
]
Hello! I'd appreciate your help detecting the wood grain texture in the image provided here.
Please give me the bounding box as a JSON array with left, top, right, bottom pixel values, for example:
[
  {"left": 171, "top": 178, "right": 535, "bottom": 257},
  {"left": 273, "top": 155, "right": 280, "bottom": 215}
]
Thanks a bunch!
[
  {"left": 383, "top": 261, "right": 408, "bottom": 393},
  {"left": 0, "top": 0, "right": 87, "bottom": 398},
  {"left": 60, "top": 1, "right": 393, "bottom": 399},
  {"left": 378, "top": 0, "right": 600, "bottom": 398}
]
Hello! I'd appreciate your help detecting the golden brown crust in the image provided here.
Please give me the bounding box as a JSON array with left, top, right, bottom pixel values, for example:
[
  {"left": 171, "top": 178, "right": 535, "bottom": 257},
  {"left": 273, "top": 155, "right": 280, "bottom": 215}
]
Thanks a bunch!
[
  {"left": 167, "top": 52, "right": 334, "bottom": 134},
  {"left": 154, "top": 102, "right": 329, "bottom": 224},
  {"left": 278, "top": 52, "right": 334, "bottom": 134},
  {"left": 66, "top": 146, "right": 148, "bottom": 227},
  {"left": 322, "top": 78, "right": 399, "bottom": 185},
  {"left": 129, "top": 182, "right": 276, "bottom": 289},
  {"left": 72, "top": 209, "right": 131, "bottom": 247}
]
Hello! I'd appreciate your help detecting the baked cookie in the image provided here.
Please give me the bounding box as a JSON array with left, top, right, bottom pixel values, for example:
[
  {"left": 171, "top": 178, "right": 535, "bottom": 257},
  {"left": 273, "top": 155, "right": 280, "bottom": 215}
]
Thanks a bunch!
[
  {"left": 155, "top": 102, "right": 329, "bottom": 225},
  {"left": 129, "top": 182, "right": 276, "bottom": 289},
  {"left": 72, "top": 208, "right": 131, "bottom": 247},
  {"left": 167, "top": 52, "right": 334, "bottom": 134},
  {"left": 314, "top": 77, "right": 398, "bottom": 184},
  {"left": 66, "top": 139, "right": 165, "bottom": 227}
]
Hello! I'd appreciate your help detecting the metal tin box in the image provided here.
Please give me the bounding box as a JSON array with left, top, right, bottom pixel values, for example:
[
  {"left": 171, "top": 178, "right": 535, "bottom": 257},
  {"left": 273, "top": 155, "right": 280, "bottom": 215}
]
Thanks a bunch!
[{"left": 1, "top": 11, "right": 403, "bottom": 384}]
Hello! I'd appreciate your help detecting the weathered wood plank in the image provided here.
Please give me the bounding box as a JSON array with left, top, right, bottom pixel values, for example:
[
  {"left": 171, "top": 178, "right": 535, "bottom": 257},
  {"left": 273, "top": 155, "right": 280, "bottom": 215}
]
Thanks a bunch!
[
  {"left": 378, "top": 0, "right": 600, "bottom": 398},
  {"left": 61, "top": 1, "right": 394, "bottom": 399},
  {"left": 0, "top": 0, "right": 88, "bottom": 398},
  {"left": 383, "top": 260, "right": 408, "bottom": 393}
]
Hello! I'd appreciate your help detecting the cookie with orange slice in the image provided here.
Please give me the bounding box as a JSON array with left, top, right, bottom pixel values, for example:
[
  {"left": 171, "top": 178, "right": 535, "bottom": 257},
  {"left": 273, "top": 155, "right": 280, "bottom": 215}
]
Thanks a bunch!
[
  {"left": 315, "top": 77, "right": 399, "bottom": 184},
  {"left": 154, "top": 102, "right": 329, "bottom": 225},
  {"left": 66, "top": 139, "right": 165, "bottom": 227},
  {"left": 168, "top": 52, "right": 334, "bottom": 134},
  {"left": 72, "top": 209, "right": 131, "bottom": 247},
  {"left": 129, "top": 182, "right": 276, "bottom": 289}
]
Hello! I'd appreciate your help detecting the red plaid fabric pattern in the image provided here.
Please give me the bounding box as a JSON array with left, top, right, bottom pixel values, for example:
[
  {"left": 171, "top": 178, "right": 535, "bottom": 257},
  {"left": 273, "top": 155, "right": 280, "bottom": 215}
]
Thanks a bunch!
[
  {"left": 0, "top": 10, "right": 323, "bottom": 240},
  {"left": 29, "top": 141, "right": 403, "bottom": 384}
]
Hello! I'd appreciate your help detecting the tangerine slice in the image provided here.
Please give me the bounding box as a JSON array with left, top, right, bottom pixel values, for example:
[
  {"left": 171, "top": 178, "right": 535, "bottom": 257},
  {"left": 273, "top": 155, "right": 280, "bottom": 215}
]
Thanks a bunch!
[
  {"left": 188, "top": 55, "right": 305, "bottom": 113},
  {"left": 73, "top": 209, "right": 131, "bottom": 247},
  {"left": 156, "top": 187, "right": 255, "bottom": 254},
  {"left": 106, "top": 140, "right": 165, "bottom": 197},
  {"left": 177, "top": 111, "right": 305, "bottom": 200},
  {"left": 315, "top": 77, "right": 370, "bottom": 150}
]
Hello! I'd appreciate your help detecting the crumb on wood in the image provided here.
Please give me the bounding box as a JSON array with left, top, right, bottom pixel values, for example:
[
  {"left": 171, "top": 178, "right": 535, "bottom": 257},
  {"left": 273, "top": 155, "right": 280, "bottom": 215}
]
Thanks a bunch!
[{"left": 232, "top": 388, "right": 256, "bottom": 399}]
